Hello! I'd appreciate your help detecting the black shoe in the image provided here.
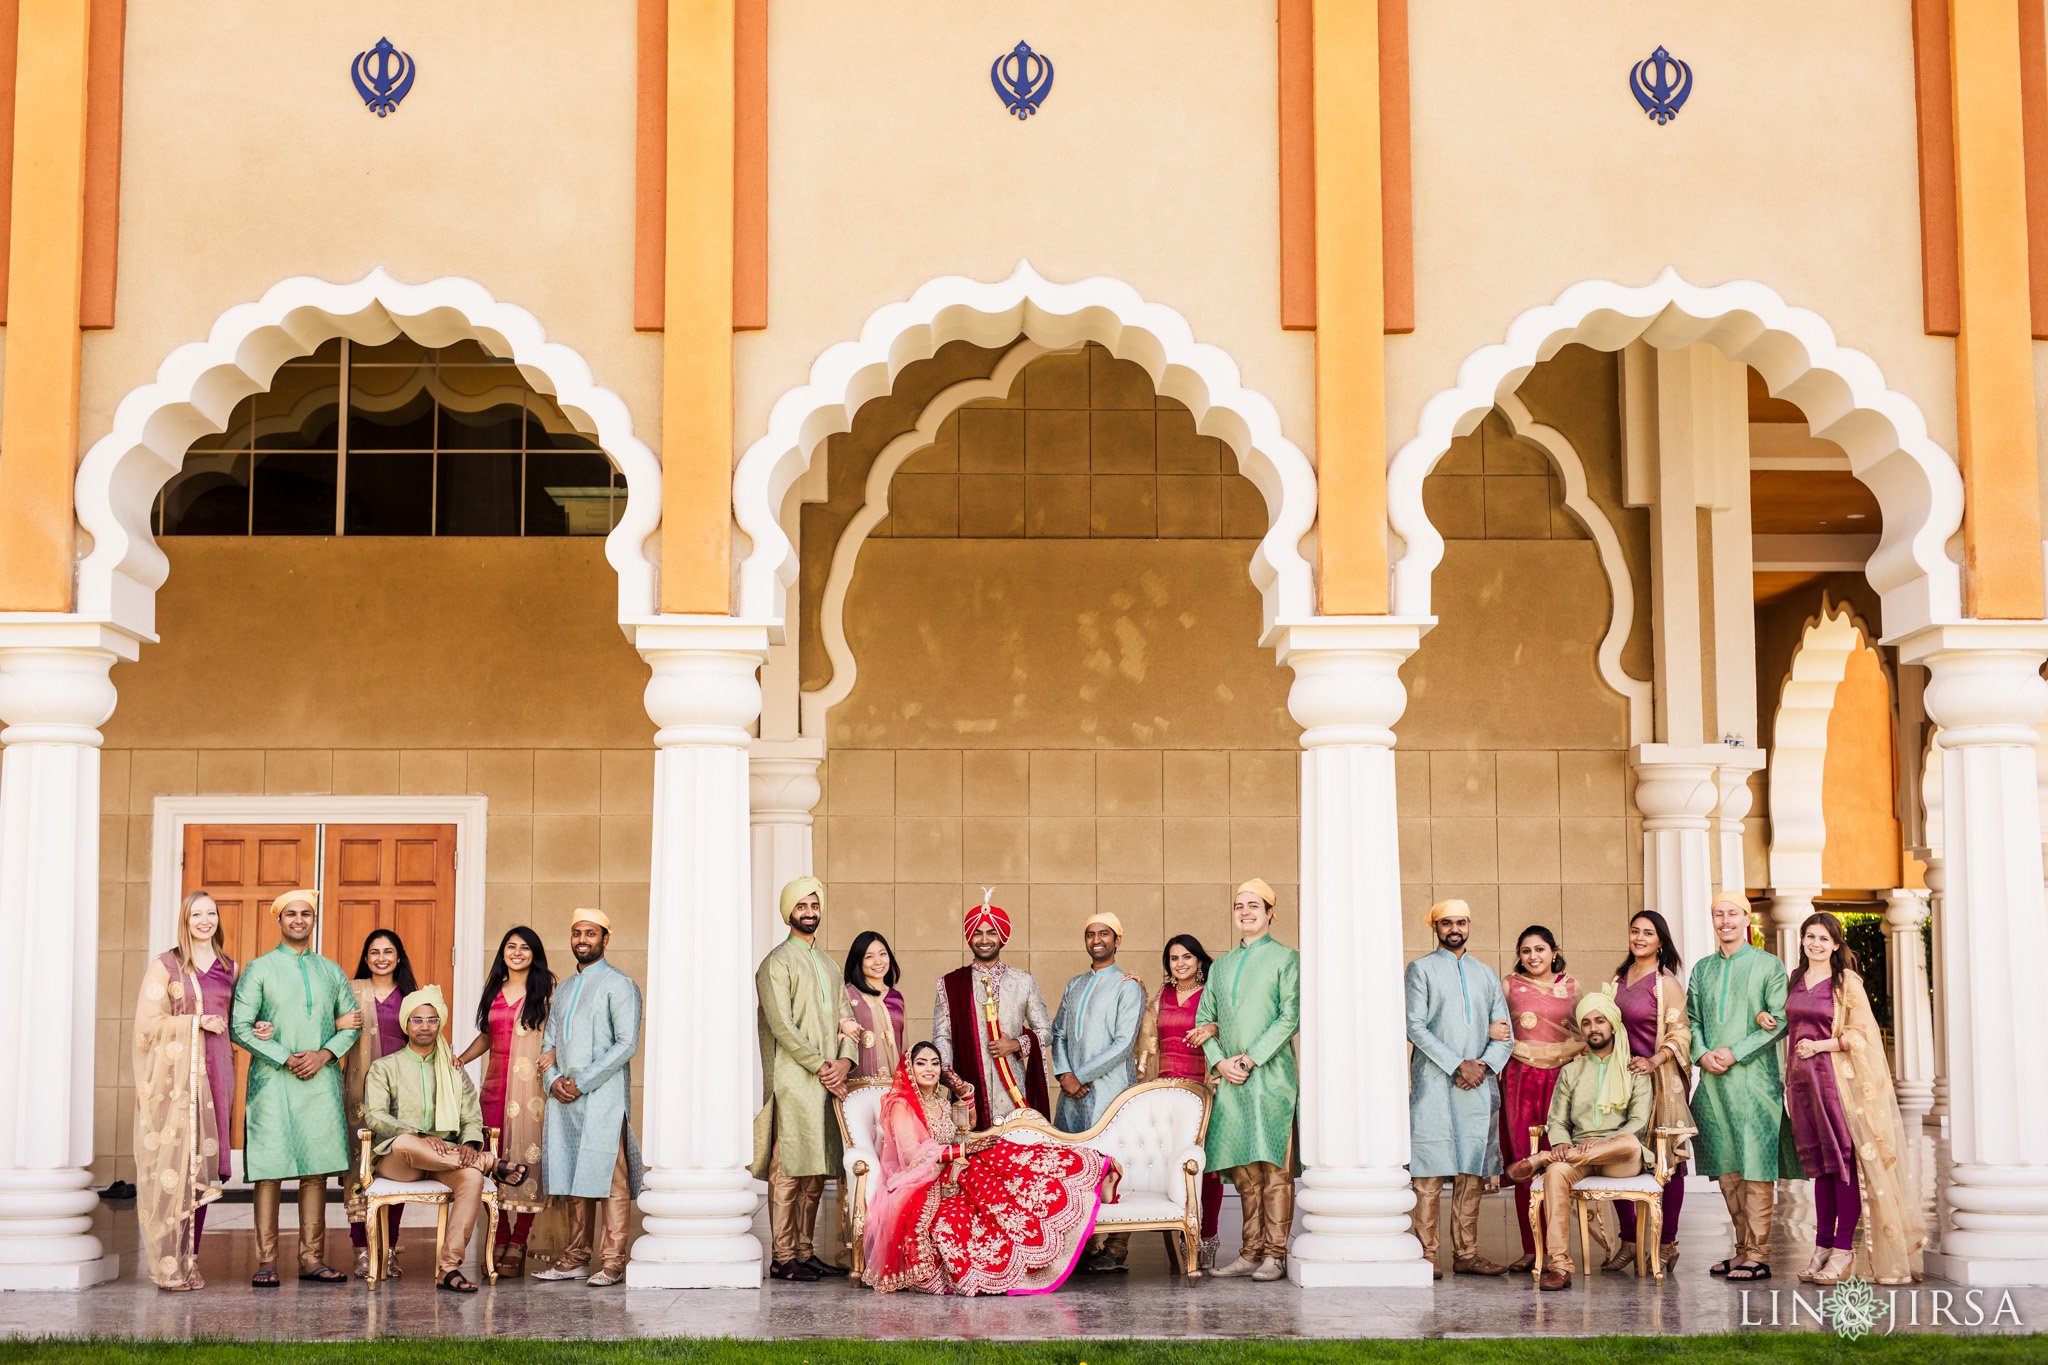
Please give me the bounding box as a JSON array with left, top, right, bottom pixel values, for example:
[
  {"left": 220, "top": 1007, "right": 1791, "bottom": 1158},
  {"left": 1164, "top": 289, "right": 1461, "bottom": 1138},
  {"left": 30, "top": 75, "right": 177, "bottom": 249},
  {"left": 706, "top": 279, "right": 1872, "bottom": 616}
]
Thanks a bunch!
[
  {"left": 801, "top": 1256, "right": 849, "bottom": 1278},
  {"left": 769, "top": 1259, "right": 821, "bottom": 1282}
]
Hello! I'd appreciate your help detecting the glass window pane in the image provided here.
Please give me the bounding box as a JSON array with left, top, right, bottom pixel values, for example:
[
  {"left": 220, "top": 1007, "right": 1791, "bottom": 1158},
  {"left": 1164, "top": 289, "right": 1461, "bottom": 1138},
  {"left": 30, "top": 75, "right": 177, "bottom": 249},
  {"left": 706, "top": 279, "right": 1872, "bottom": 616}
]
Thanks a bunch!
[
  {"left": 161, "top": 453, "right": 252, "bottom": 535},
  {"left": 347, "top": 371, "right": 436, "bottom": 451},
  {"left": 254, "top": 357, "right": 341, "bottom": 451},
  {"left": 525, "top": 449, "right": 618, "bottom": 536},
  {"left": 343, "top": 452, "right": 434, "bottom": 535},
  {"left": 250, "top": 451, "right": 338, "bottom": 534},
  {"left": 437, "top": 365, "right": 527, "bottom": 450},
  {"left": 436, "top": 452, "right": 522, "bottom": 535}
]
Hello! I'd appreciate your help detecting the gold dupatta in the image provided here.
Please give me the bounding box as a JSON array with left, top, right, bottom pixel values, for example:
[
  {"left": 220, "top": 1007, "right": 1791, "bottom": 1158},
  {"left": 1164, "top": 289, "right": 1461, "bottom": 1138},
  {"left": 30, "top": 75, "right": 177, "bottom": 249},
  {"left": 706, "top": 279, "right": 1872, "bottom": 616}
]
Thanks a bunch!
[
  {"left": 1134, "top": 984, "right": 1161, "bottom": 1081},
  {"left": 342, "top": 979, "right": 390, "bottom": 1222},
  {"left": 1828, "top": 971, "right": 1926, "bottom": 1284},
  {"left": 1608, "top": 969, "right": 1696, "bottom": 1165},
  {"left": 132, "top": 952, "right": 223, "bottom": 1288},
  {"left": 493, "top": 996, "right": 550, "bottom": 1215}
]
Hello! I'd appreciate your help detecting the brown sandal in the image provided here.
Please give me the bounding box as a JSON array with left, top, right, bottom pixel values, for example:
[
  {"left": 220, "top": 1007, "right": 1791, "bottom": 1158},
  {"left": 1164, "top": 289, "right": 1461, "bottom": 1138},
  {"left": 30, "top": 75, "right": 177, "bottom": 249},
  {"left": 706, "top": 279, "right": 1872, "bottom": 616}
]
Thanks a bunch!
[
  {"left": 491, "top": 1160, "right": 530, "bottom": 1188},
  {"left": 495, "top": 1243, "right": 526, "bottom": 1279}
]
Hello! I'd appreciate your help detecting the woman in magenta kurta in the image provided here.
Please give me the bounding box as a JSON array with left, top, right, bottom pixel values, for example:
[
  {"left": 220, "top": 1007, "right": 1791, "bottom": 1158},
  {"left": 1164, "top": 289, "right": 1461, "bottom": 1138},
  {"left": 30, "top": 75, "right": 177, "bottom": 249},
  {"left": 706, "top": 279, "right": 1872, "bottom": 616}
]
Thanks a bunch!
[
  {"left": 1786, "top": 917, "right": 1857, "bottom": 1283},
  {"left": 843, "top": 931, "right": 907, "bottom": 1079},
  {"left": 1606, "top": 909, "right": 1695, "bottom": 1271},
  {"left": 1497, "top": 926, "right": 1581, "bottom": 1271},
  {"left": 341, "top": 929, "right": 418, "bottom": 1275},
  {"left": 457, "top": 925, "right": 555, "bottom": 1278},
  {"left": 1135, "top": 934, "right": 1224, "bottom": 1270}
]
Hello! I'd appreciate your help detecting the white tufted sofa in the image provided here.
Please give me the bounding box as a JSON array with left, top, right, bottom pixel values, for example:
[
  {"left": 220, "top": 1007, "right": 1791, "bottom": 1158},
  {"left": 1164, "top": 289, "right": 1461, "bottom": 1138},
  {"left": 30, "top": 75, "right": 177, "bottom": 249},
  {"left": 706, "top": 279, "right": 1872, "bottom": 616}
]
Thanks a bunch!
[{"left": 835, "top": 1078, "right": 1212, "bottom": 1280}]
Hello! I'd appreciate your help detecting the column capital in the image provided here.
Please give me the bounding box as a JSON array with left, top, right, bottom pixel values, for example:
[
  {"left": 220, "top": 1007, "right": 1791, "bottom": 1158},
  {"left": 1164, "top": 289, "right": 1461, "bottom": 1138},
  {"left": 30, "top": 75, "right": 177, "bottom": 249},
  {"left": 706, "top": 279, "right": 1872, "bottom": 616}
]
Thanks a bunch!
[
  {"left": 1628, "top": 744, "right": 1722, "bottom": 825},
  {"left": 1899, "top": 624, "right": 2048, "bottom": 746},
  {"left": 1275, "top": 617, "right": 1428, "bottom": 747},
  {"left": 0, "top": 618, "right": 137, "bottom": 746},
  {"left": 633, "top": 618, "right": 769, "bottom": 747},
  {"left": 749, "top": 738, "right": 824, "bottom": 822},
  {"left": 1883, "top": 887, "right": 1931, "bottom": 931}
]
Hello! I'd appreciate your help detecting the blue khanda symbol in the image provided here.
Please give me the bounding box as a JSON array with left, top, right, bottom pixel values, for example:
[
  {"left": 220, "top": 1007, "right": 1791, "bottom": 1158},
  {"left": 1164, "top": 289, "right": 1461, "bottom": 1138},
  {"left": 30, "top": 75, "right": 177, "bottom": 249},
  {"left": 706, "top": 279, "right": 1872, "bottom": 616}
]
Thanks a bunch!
[
  {"left": 991, "top": 41, "right": 1053, "bottom": 120},
  {"left": 352, "top": 37, "right": 416, "bottom": 118},
  {"left": 1630, "top": 45, "right": 1692, "bottom": 125}
]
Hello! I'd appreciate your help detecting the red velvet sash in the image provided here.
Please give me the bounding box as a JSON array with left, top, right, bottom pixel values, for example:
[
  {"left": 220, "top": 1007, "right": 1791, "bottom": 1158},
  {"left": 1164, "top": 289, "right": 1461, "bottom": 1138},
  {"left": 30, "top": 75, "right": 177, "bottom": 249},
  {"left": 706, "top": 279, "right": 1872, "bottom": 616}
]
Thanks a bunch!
[{"left": 941, "top": 965, "right": 1050, "bottom": 1129}]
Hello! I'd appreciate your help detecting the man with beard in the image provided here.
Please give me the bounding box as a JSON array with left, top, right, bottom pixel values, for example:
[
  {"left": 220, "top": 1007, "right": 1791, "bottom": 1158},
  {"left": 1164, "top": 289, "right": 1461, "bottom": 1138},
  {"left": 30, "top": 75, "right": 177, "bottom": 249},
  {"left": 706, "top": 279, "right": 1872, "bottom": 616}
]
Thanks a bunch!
[
  {"left": 750, "top": 876, "right": 859, "bottom": 1282},
  {"left": 231, "top": 889, "right": 359, "bottom": 1288},
  {"left": 533, "top": 909, "right": 643, "bottom": 1286},
  {"left": 1406, "top": 898, "right": 1512, "bottom": 1279},
  {"left": 1506, "top": 992, "right": 1653, "bottom": 1291},
  {"left": 933, "top": 891, "right": 1053, "bottom": 1126}
]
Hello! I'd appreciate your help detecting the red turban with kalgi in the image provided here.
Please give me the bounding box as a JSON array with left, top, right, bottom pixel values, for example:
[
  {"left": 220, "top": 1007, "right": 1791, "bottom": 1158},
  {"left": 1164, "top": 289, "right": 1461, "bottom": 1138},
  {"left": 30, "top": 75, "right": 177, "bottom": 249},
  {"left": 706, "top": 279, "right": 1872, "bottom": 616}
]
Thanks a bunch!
[{"left": 963, "top": 898, "right": 1012, "bottom": 945}]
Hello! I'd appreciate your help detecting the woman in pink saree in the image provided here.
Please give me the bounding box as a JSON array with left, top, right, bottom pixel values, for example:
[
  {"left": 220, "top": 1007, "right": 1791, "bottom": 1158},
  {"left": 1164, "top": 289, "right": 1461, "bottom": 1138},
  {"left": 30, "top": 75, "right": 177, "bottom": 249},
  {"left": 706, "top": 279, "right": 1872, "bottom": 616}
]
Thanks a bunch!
[{"left": 863, "top": 1042, "right": 1117, "bottom": 1295}]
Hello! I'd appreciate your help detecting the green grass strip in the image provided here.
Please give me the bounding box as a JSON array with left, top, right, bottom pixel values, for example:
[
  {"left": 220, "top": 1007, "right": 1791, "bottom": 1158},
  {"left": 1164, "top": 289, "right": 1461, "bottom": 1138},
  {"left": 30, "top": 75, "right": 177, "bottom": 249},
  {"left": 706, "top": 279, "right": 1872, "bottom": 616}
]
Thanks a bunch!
[{"left": 0, "top": 1337, "right": 2039, "bottom": 1365}]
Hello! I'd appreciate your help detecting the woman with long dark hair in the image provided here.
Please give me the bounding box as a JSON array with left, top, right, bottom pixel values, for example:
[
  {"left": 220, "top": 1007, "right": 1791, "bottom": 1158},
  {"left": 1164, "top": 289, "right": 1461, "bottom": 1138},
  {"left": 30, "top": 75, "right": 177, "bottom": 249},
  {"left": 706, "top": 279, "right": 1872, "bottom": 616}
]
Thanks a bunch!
[
  {"left": 1497, "top": 925, "right": 1582, "bottom": 1273},
  {"left": 1786, "top": 911, "right": 1923, "bottom": 1285},
  {"left": 842, "top": 930, "right": 905, "bottom": 1079},
  {"left": 340, "top": 928, "right": 419, "bottom": 1277},
  {"left": 456, "top": 925, "right": 556, "bottom": 1277},
  {"left": 1134, "top": 933, "right": 1223, "bottom": 1271},
  {"left": 1603, "top": 909, "right": 1696, "bottom": 1273}
]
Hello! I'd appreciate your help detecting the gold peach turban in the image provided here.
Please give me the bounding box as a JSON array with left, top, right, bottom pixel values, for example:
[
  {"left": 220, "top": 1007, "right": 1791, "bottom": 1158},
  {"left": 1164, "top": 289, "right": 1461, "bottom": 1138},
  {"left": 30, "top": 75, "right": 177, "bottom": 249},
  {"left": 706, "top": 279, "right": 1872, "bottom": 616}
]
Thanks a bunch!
[
  {"left": 1235, "top": 879, "right": 1276, "bottom": 907},
  {"left": 1573, "top": 992, "right": 1634, "bottom": 1117},
  {"left": 397, "top": 985, "right": 462, "bottom": 1135},
  {"left": 779, "top": 876, "right": 826, "bottom": 924},
  {"left": 270, "top": 888, "right": 317, "bottom": 919},
  {"left": 571, "top": 907, "right": 612, "bottom": 933},
  {"left": 1428, "top": 898, "right": 1471, "bottom": 924},
  {"left": 1710, "top": 891, "right": 1750, "bottom": 915},
  {"left": 1084, "top": 911, "right": 1124, "bottom": 937}
]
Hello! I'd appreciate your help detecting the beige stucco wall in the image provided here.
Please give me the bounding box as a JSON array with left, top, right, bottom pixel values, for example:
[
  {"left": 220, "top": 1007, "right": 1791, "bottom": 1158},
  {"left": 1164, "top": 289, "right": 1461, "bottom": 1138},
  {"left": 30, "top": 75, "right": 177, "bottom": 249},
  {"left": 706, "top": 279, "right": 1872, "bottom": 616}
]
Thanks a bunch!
[
  {"left": 83, "top": 3, "right": 655, "bottom": 468},
  {"left": 1398, "top": 1, "right": 1957, "bottom": 458}
]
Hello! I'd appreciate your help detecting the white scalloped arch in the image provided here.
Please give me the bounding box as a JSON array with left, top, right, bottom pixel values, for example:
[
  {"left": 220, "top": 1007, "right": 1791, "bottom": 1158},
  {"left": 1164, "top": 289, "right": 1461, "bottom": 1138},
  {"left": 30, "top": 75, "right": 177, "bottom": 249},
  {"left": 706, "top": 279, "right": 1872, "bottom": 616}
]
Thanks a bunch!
[
  {"left": 732, "top": 262, "right": 1318, "bottom": 641},
  {"left": 1766, "top": 598, "right": 1877, "bottom": 890},
  {"left": 1493, "top": 392, "right": 1653, "bottom": 746},
  {"left": 802, "top": 341, "right": 1046, "bottom": 737},
  {"left": 1388, "top": 271, "right": 1964, "bottom": 638},
  {"left": 74, "top": 270, "right": 662, "bottom": 637}
]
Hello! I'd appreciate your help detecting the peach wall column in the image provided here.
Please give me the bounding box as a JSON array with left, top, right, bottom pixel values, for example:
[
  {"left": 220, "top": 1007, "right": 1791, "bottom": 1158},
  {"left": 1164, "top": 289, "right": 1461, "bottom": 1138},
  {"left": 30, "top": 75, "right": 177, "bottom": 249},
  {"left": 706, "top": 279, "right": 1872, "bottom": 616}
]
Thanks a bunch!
[
  {"left": 1904, "top": 624, "right": 2048, "bottom": 1285},
  {"left": 1281, "top": 620, "right": 1432, "bottom": 1287},
  {"left": 627, "top": 620, "right": 770, "bottom": 1288},
  {"left": 0, "top": 620, "right": 133, "bottom": 1288}
]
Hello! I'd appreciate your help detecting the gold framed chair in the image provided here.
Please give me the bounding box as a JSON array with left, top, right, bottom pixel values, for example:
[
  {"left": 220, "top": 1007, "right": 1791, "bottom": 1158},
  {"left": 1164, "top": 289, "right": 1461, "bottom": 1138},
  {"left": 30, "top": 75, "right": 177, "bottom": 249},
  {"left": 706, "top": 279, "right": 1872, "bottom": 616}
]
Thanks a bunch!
[
  {"left": 355, "top": 1126, "right": 501, "bottom": 1286},
  {"left": 831, "top": 1075, "right": 898, "bottom": 1280},
  {"left": 1525, "top": 1124, "right": 1684, "bottom": 1285}
]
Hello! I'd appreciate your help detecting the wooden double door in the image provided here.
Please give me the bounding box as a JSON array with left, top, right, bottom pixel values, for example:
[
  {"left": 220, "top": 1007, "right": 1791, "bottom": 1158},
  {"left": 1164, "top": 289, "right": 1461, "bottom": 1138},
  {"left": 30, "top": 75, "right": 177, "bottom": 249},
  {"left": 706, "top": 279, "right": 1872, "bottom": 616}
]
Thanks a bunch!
[{"left": 180, "top": 822, "right": 457, "bottom": 1147}]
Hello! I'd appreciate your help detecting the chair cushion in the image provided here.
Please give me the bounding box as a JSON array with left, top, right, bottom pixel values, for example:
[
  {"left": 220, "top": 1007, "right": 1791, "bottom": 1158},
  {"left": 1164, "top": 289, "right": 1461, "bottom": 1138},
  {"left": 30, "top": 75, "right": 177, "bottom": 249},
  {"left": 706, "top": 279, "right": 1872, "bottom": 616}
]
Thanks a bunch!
[
  {"left": 1096, "top": 1193, "right": 1186, "bottom": 1226},
  {"left": 366, "top": 1175, "right": 496, "bottom": 1198},
  {"left": 1573, "top": 1174, "right": 1662, "bottom": 1195}
]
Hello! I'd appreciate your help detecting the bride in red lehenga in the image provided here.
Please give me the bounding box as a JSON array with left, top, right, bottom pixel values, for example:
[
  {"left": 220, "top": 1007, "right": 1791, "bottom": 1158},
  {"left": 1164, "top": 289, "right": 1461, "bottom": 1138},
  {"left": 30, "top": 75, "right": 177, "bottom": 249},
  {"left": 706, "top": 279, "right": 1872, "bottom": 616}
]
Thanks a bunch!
[{"left": 863, "top": 1042, "right": 1118, "bottom": 1295}]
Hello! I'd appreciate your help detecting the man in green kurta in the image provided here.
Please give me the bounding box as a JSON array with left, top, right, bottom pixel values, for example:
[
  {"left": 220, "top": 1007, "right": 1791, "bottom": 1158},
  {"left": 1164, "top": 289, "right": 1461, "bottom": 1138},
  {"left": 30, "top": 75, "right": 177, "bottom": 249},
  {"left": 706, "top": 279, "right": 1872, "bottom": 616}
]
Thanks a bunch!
[
  {"left": 750, "top": 876, "right": 858, "bottom": 1282},
  {"left": 1194, "top": 878, "right": 1301, "bottom": 1282},
  {"left": 229, "top": 889, "right": 359, "bottom": 1287},
  {"left": 1687, "top": 892, "right": 1788, "bottom": 1282}
]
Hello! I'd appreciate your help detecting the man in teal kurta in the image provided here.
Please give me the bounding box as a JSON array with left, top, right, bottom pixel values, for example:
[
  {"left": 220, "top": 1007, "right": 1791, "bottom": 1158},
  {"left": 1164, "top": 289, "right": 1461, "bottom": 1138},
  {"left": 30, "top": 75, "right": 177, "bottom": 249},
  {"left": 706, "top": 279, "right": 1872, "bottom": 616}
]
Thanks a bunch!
[
  {"left": 1687, "top": 892, "right": 1788, "bottom": 1280},
  {"left": 1194, "top": 878, "right": 1300, "bottom": 1281},
  {"left": 1052, "top": 910, "right": 1148, "bottom": 1273},
  {"left": 750, "top": 876, "right": 857, "bottom": 1282},
  {"left": 1405, "top": 898, "right": 1512, "bottom": 1278},
  {"left": 229, "top": 888, "right": 359, "bottom": 1285},
  {"left": 535, "top": 908, "right": 643, "bottom": 1286}
]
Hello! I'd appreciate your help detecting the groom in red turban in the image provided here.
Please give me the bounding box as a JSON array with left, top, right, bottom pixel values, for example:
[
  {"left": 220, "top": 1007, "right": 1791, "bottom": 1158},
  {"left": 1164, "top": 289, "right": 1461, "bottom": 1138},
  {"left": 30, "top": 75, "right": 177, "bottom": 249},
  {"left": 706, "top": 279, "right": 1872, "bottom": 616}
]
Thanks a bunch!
[{"left": 933, "top": 891, "right": 1053, "bottom": 1127}]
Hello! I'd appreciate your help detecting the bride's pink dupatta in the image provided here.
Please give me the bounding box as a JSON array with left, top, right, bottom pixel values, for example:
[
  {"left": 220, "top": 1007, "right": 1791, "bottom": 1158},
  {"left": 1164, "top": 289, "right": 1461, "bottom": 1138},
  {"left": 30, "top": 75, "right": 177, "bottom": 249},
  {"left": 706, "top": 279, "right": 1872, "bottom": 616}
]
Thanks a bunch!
[{"left": 862, "top": 1053, "right": 961, "bottom": 1291}]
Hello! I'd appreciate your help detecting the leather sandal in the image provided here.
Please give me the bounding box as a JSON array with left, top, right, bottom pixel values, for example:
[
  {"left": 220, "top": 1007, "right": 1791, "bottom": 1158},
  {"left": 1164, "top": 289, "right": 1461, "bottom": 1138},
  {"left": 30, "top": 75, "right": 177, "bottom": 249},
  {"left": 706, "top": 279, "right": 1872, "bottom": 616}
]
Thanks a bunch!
[
  {"left": 438, "top": 1269, "right": 478, "bottom": 1294},
  {"left": 1725, "top": 1261, "right": 1772, "bottom": 1282},
  {"left": 250, "top": 1268, "right": 279, "bottom": 1290},
  {"left": 1709, "top": 1258, "right": 1734, "bottom": 1276},
  {"left": 298, "top": 1265, "right": 347, "bottom": 1284},
  {"left": 490, "top": 1160, "right": 530, "bottom": 1188}
]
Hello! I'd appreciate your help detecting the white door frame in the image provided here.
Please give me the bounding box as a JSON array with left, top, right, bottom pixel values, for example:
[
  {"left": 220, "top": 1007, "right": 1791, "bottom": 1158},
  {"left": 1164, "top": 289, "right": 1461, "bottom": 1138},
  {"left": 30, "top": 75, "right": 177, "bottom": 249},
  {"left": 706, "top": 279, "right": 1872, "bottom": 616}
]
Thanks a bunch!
[{"left": 148, "top": 793, "right": 491, "bottom": 1036}]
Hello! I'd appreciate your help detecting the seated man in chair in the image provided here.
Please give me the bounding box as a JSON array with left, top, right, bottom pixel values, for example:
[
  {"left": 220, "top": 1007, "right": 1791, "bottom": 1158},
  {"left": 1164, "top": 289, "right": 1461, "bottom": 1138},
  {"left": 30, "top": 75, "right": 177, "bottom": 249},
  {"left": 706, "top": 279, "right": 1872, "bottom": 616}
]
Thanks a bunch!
[
  {"left": 1506, "top": 992, "right": 1651, "bottom": 1291},
  {"left": 363, "top": 986, "right": 530, "bottom": 1292}
]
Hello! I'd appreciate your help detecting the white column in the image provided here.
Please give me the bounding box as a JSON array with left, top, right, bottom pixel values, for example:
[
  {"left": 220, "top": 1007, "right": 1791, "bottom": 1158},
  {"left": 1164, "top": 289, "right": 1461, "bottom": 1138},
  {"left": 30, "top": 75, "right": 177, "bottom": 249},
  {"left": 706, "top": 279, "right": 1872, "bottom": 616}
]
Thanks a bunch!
[
  {"left": 745, "top": 740, "right": 822, "bottom": 1113},
  {"left": 1280, "top": 619, "right": 1432, "bottom": 1288},
  {"left": 0, "top": 621, "right": 134, "bottom": 1289},
  {"left": 1905, "top": 626, "right": 2048, "bottom": 1286},
  {"left": 1923, "top": 854, "right": 1951, "bottom": 1133},
  {"left": 1711, "top": 757, "right": 1761, "bottom": 899},
  {"left": 1884, "top": 889, "right": 1936, "bottom": 1120},
  {"left": 626, "top": 619, "right": 771, "bottom": 1289},
  {"left": 1765, "top": 887, "right": 1818, "bottom": 967},
  {"left": 1629, "top": 744, "right": 1721, "bottom": 971}
]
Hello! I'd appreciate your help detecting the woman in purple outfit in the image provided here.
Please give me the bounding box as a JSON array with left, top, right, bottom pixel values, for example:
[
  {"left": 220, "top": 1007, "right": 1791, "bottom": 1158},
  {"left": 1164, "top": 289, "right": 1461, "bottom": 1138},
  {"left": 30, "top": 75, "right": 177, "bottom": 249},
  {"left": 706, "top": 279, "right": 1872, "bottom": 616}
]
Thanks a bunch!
[
  {"left": 1785, "top": 912, "right": 1924, "bottom": 1285},
  {"left": 339, "top": 928, "right": 421, "bottom": 1278},
  {"left": 1603, "top": 910, "right": 1695, "bottom": 1273}
]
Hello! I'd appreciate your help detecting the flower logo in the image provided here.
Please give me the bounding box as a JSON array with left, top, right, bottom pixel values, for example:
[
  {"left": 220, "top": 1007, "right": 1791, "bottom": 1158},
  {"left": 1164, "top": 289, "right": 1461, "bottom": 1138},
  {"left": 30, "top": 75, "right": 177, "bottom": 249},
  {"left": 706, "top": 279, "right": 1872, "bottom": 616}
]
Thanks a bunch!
[{"left": 1822, "top": 1275, "right": 1885, "bottom": 1341}]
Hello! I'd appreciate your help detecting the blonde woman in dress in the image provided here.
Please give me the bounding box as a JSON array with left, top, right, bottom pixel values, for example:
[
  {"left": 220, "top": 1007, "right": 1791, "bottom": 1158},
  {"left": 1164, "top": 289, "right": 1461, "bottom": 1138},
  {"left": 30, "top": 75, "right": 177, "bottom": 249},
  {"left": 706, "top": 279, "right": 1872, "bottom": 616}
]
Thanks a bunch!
[{"left": 132, "top": 891, "right": 249, "bottom": 1291}]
